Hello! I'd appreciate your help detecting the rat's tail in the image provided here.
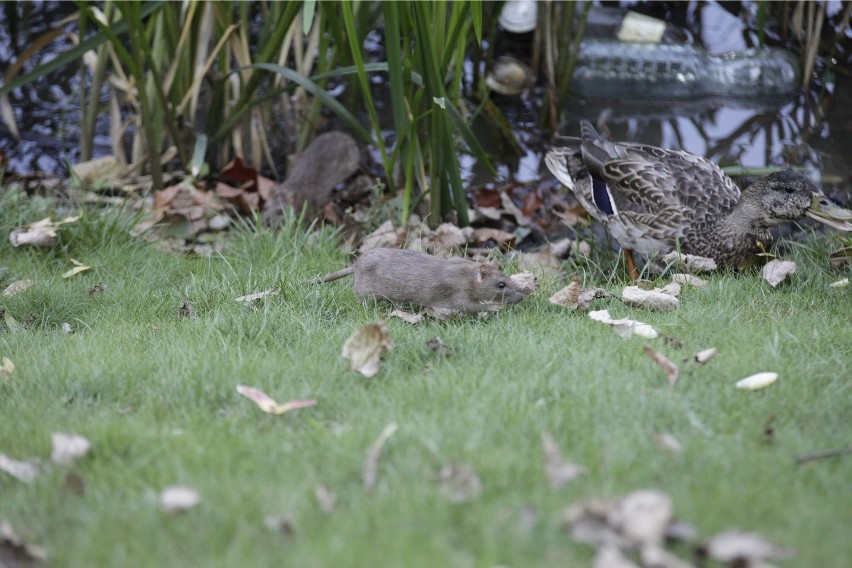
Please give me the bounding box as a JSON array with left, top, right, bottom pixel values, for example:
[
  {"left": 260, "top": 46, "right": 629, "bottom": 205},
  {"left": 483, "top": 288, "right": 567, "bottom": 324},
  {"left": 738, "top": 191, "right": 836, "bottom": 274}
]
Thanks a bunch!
[{"left": 308, "top": 265, "right": 355, "bottom": 285}]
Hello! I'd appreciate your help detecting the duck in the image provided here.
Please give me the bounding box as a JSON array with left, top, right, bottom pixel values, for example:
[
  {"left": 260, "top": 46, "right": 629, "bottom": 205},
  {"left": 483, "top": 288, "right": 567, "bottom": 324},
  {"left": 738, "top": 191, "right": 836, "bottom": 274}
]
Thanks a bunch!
[{"left": 545, "top": 120, "right": 852, "bottom": 276}]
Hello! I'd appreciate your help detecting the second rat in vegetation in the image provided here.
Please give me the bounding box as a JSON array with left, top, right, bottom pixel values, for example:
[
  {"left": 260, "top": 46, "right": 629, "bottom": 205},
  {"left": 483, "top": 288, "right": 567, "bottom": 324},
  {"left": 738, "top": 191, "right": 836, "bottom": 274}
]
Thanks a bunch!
[{"left": 312, "top": 248, "right": 530, "bottom": 313}]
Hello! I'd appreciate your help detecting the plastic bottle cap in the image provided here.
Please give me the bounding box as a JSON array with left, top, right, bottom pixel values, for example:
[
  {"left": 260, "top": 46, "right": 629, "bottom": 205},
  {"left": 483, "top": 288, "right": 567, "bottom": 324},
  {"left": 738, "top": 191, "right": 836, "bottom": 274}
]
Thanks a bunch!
[{"left": 499, "top": 0, "right": 538, "bottom": 34}]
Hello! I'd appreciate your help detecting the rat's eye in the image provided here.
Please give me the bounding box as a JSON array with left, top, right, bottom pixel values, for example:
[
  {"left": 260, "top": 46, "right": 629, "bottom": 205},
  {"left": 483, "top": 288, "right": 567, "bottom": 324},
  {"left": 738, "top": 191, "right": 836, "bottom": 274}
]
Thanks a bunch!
[{"left": 497, "top": 281, "right": 506, "bottom": 289}]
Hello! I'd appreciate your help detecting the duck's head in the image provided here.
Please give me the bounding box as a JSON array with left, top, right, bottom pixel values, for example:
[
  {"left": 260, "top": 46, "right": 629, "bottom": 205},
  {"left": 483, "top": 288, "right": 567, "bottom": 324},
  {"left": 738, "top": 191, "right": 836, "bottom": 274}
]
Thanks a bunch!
[{"left": 748, "top": 171, "right": 852, "bottom": 231}]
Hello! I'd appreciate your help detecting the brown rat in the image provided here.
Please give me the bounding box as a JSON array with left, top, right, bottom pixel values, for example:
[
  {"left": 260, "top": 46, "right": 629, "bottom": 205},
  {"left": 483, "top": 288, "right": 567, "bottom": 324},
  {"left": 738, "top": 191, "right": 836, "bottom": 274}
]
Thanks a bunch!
[{"left": 312, "top": 248, "right": 530, "bottom": 313}]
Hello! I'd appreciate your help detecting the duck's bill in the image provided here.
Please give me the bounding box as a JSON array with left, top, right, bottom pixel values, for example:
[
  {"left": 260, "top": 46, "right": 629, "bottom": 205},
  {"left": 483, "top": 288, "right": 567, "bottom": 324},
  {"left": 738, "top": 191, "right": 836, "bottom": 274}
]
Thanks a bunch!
[{"left": 806, "top": 194, "right": 852, "bottom": 231}]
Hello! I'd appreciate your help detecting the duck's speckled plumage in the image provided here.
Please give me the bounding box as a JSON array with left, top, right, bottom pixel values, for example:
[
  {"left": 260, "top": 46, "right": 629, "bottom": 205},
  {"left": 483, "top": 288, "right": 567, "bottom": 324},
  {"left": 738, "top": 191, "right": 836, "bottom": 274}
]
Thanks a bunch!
[{"left": 545, "top": 121, "right": 852, "bottom": 267}]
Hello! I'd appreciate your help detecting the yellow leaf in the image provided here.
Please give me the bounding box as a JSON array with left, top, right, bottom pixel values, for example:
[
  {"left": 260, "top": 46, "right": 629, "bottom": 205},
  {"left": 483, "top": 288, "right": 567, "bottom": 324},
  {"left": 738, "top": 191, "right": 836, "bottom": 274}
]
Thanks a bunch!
[
  {"left": 235, "top": 385, "right": 316, "bottom": 415},
  {"left": 0, "top": 357, "right": 14, "bottom": 379},
  {"left": 62, "top": 265, "right": 91, "bottom": 278}
]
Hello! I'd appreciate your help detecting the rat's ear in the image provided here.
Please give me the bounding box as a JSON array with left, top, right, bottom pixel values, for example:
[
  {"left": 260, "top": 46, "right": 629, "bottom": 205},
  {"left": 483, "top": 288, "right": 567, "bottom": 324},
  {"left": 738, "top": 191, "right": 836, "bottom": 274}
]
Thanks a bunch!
[{"left": 476, "top": 263, "right": 491, "bottom": 283}]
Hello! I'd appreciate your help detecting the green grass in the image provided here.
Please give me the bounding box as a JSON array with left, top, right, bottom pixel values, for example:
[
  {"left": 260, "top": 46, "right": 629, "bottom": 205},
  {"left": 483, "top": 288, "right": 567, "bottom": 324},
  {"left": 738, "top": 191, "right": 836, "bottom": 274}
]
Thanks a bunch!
[{"left": 1, "top": 193, "right": 850, "bottom": 567}]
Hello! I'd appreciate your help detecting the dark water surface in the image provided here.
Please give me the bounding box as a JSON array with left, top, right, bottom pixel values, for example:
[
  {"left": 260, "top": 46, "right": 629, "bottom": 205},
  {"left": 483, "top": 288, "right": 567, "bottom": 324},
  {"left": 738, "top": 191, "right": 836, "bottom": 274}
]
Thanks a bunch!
[{"left": 1, "top": 1, "right": 850, "bottom": 205}]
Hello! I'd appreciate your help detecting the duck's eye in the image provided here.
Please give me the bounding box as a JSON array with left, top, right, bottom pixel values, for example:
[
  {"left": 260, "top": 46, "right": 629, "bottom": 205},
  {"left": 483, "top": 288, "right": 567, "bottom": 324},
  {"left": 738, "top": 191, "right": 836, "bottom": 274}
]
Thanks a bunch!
[{"left": 498, "top": 281, "right": 506, "bottom": 289}]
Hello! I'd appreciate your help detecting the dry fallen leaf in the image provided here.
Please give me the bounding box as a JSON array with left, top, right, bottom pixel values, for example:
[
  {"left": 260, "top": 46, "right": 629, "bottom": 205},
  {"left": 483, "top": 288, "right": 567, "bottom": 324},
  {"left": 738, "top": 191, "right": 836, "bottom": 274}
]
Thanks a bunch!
[
  {"left": 178, "top": 300, "right": 195, "bottom": 318},
  {"left": 640, "top": 544, "right": 693, "bottom": 568},
  {"left": 589, "top": 310, "right": 658, "bottom": 339},
  {"left": 662, "top": 251, "right": 717, "bottom": 272},
  {"left": 509, "top": 271, "right": 539, "bottom": 294},
  {"left": 828, "top": 277, "right": 849, "bottom": 288},
  {"left": 762, "top": 259, "right": 796, "bottom": 287},
  {"left": 694, "top": 348, "right": 717, "bottom": 364},
  {"left": 426, "top": 336, "right": 454, "bottom": 356},
  {"left": 235, "top": 289, "right": 279, "bottom": 302},
  {"left": 438, "top": 464, "right": 483, "bottom": 503},
  {"left": 9, "top": 215, "right": 81, "bottom": 248},
  {"left": 2, "top": 280, "right": 33, "bottom": 297},
  {"left": 389, "top": 309, "right": 423, "bottom": 324},
  {"left": 541, "top": 432, "right": 586, "bottom": 489},
  {"left": 654, "top": 433, "right": 683, "bottom": 454},
  {"left": 594, "top": 545, "right": 641, "bottom": 568},
  {"left": 609, "top": 490, "right": 673, "bottom": 546},
  {"left": 342, "top": 321, "right": 393, "bottom": 378},
  {"left": 704, "top": 529, "right": 792, "bottom": 564},
  {"left": 622, "top": 286, "right": 679, "bottom": 311},
  {"left": 89, "top": 284, "right": 107, "bottom": 295},
  {"left": 735, "top": 372, "right": 778, "bottom": 391},
  {"left": 0, "top": 357, "right": 14, "bottom": 380},
  {"left": 643, "top": 346, "right": 679, "bottom": 386},
  {"left": 314, "top": 484, "right": 336, "bottom": 514},
  {"left": 3, "top": 310, "right": 22, "bottom": 333},
  {"left": 0, "top": 453, "right": 39, "bottom": 483},
  {"left": 0, "top": 520, "right": 48, "bottom": 563},
  {"left": 550, "top": 280, "right": 581, "bottom": 308},
  {"left": 160, "top": 485, "right": 200, "bottom": 513},
  {"left": 363, "top": 422, "right": 398, "bottom": 491},
  {"left": 671, "top": 273, "right": 706, "bottom": 288},
  {"left": 360, "top": 220, "right": 405, "bottom": 252},
  {"left": 50, "top": 432, "right": 92, "bottom": 466},
  {"left": 235, "top": 385, "right": 317, "bottom": 416},
  {"left": 62, "top": 258, "right": 92, "bottom": 279}
]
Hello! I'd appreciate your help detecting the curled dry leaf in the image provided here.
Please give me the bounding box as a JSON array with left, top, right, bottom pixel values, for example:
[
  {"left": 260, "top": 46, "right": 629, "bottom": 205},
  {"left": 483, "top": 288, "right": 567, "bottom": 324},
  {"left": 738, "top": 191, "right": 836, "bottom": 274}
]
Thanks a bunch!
[
  {"left": 762, "top": 259, "right": 796, "bottom": 287},
  {"left": 622, "top": 286, "right": 679, "bottom": 311},
  {"left": 0, "top": 453, "right": 39, "bottom": 483},
  {"left": 160, "top": 485, "right": 200, "bottom": 513},
  {"left": 361, "top": 220, "right": 405, "bottom": 252},
  {"left": 3, "top": 310, "right": 22, "bottom": 333},
  {"left": 178, "top": 300, "right": 195, "bottom": 319},
  {"left": 704, "top": 529, "right": 792, "bottom": 564},
  {"left": 236, "top": 385, "right": 317, "bottom": 416},
  {"left": 389, "top": 309, "right": 423, "bottom": 325},
  {"left": 662, "top": 251, "right": 717, "bottom": 272},
  {"left": 235, "top": 289, "right": 279, "bottom": 302},
  {"left": 438, "top": 464, "right": 483, "bottom": 503},
  {"left": 341, "top": 321, "right": 393, "bottom": 378},
  {"left": 828, "top": 277, "right": 849, "bottom": 288},
  {"left": 640, "top": 544, "right": 694, "bottom": 568},
  {"left": 509, "top": 271, "right": 539, "bottom": 294},
  {"left": 609, "top": 490, "right": 673, "bottom": 546},
  {"left": 472, "top": 227, "right": 515, "bottom": 248},
  {"left": 314, "top": 484, "right": 336, "bottom": 514},
  {"left": 694, "top": 348, "right": 717, "bottom": 364},
  {"left": 541, "top": 432, "right": 586, "bottom": 489},
  {"left": 89, "top": 284, "right": 107, "bottom": 295},
  {"left": 643, "top": 346, "right": 679, "bottom": 386},
  {"left": 0, "top": 357, "right": 14, "bottom": 380},
  {"left": 735, "top": 372, "right": 778, "bottom": 391},
  {"left": 2, "top": 280, "right": 33, "bottom": 297},
  {"left": 363, "top": 422, "right": 398, "bottom": 491},
  {"left": 62, "top": 263, "right": 92, "bottom": 279},
  {"left": 9, "top": 215, "right": 81, "bottom": 248},
  {"left": 50, "top": 432, "right": 92, "bottom": 466},
  {"left": 654, "top": 432, "right": 683, "bottom": 454},
  {"left": 671, "top": 273, "right": 706, "bottom": 288},
  {"left": 589, "top": 310, "right": 658, "bottom": 339},
  {"left": 0, "top": 520, "right": 48, "bottom": 563},
  {"left": 594, "top": 545, "right": 641, "bottom": 568}
]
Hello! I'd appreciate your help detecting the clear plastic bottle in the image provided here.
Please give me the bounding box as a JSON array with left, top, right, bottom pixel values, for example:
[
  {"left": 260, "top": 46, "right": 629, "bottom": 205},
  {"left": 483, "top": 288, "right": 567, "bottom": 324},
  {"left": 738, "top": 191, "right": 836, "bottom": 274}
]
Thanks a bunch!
[{"left": 571, "top": 39, "right": 801, "bottom": 100}]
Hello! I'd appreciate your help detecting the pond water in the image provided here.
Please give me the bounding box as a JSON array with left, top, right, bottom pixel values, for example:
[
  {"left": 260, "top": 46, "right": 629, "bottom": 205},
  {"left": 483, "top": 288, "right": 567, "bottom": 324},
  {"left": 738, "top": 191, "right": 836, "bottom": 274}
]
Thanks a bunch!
[{"left": 1, "top": 1, "right": 850, "bottom": 207}]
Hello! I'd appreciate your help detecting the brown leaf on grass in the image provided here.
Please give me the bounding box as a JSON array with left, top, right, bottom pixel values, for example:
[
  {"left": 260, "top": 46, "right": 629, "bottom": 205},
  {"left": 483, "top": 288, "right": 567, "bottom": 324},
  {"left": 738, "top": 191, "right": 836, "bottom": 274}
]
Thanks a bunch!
[
  {"left": 178, "top": 300, "right": 196, "bottom": 319},
  {"left": 541, "top": 432, "right": 586, "bottom": 489},
  {"left": 509, "top": 271, "right": 539, "bottom": 294},
  {"left": 829, "top": 277, "right": 849, "bottom": 288},
  {"left": 735, "top": 372, "right": 778, "bottom": 391},
  {"left": 704, "top": 529, "right": 792, "bottom": 564},
  {"left": 589, "top": 310, "right": 658, "bottom": 339},
  {"left": 472, "top": 227, "right": 516, "bottom": 248},
  {"left": 235, "top": 385, "right": 317, "bottom": 416},
  {"left": 50, "top": 433, "right": 92, "bottom": 466},
  {"left": 0, "top": 520, "right": 48, "bottom": 564},
  {"left": 438, "top": 464, "right": 483, "bottom": 503},
  {"left": 314, "top": 484, "right": 337, "bottom": 514},
  {"left": 342, "top": 321, "right": 393, "bottom": 378},
  {"left": 2, "top": 310, "right": 22, "bottom": 333},
  {"left": 643, "top": 346, "right": 679, "bottom": 387},
  {"left": 0, "top": 357, "right": 14, "bottom": 380},
  {"left": 235, "top": 289, "right": 279, "bottom": 302},
  {"left": 640, "top": 544, "right": 694, "bottom": 568},
  {"left": 563, "top": 490, "right": 673, "bottom": 549},
  {"left": 500, "top": 190, "right": 530, "bottom": 226},
  {"left": 62, "top": 259, "right": 92, "bottom": 279},
  {"left": 9, "top": 215, "right": 81, "bottom": 248},
  {"left": 594, "top": 545, "right": 641, "bottom": 568},
  {"left": 761, "top": 259, "right": 796, "bottom": 287},
  {"left": 662, "top": 251, "right": 717, "bottom": 272},
  {"left": 549, "top": 279, "right": 580, "bottom": 308},
  {"left": 389, "top": 309, "right": 423, "bottom": 325},
  {"left": 2, "top": 280, "right": 33, "bottom": 297},
  {"left": 622, "top": 286, "right": 679, "bottom": 311},
  {"left": 426, "top": 337, "right": 454, "bottom": 357},
  {"left": 71, "top": 155, "right": 121, "bottom": 184},
  {"left": 654, "top": 433, "right": 683, "bottom": 454},
  {"left": 360, "top": 220, "right": 405, "bottom": 252},
  {"left": 671, "top": 273, "right": 706, "bottom": 288},
  {"left": 0, "top": 453, "right": 39, "bottom": 483},
  {"left": 363, "top": 422, "right": 398, "bottom": 491},
  {"left": 160, "top": 485, "right": 200, "bottom": 513}
]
